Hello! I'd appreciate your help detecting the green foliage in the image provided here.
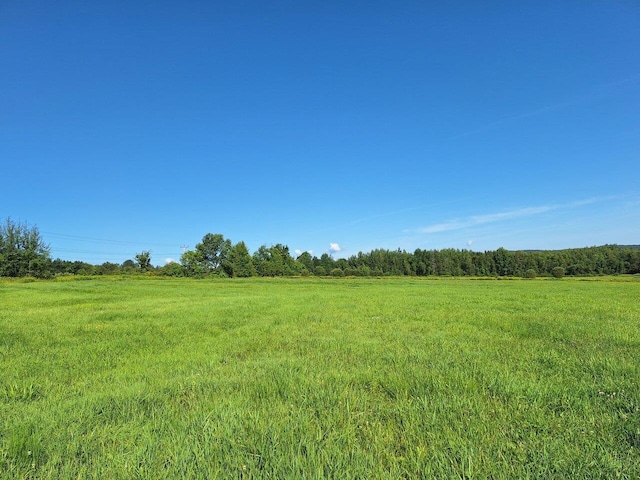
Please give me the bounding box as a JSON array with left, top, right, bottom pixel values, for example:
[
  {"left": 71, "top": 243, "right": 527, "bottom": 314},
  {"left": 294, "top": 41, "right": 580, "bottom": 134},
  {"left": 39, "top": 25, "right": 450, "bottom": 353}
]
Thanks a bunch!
[
  {"left": 6, "top": 216, "right": 640, "bottom": 279},
  {"left": 317, "top": 253, "right": 335, "bottom": 273},
  {"left": 121, "top": 259, "right": 136, "bottom": 269},
  {"left": 296, "top": 251, "right": 314, "bottom": 271},
  {"left": 195, "top": 233, "right": 231, "bottom": 273},
  {"left": 344, "top": 266, "right": 358, "bottom": 276},
  {"left": 330, "top": 267, "right": 344, "bottom": 277},
  {"left": 180, "top": 250, "right": 206, "bottom": 277},
  {"left": 252, "top": 244, "right": 300, "bottom": 276},
  {"left": 134, "top": 251, "right": 152, "bottom": 271},
  {"left": 177, "top": 233, "right": 233, "bottom": 277},
  {"left": 96, "top": 262, "right": 120, "bottom": 275},
  {"left": 51, "top": 242, "right": 640, "bottom": 279},
  {"left": 552, "top": 266, "right": 566, "bottom": 278},
  {"left": 0, "top": 218, "right": 50, "bottom": 277},
  {"left": 1, "top": 277, "right": 639, "bottom": 478},
  {"left": 158, "top": 261, "right": 185, "bottom": 277},
  {"left": 49, "top": 259, "right": 97, "bottom": 275},
  {"left": 357, "top": 264, "right": 371, "bottom": 277},
  {"left": 223, "top": 241, "right": 256, "bottom": 278}
]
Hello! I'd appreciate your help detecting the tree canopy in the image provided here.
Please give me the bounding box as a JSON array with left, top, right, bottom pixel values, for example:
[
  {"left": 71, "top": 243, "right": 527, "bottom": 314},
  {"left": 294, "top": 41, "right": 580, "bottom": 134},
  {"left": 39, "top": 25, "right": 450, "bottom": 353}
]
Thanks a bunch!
[
  {"left": 135, "top": 251, "right": 152, "bottom": 272},
  {"left": 0, "top": 218, "right": 51, "bottom": 277},
  {"left": 223, "top": 241, "right": 256, "bottom": 278},
  {"left": 195, "top": 233, "right": 231, "bottom": 274}
]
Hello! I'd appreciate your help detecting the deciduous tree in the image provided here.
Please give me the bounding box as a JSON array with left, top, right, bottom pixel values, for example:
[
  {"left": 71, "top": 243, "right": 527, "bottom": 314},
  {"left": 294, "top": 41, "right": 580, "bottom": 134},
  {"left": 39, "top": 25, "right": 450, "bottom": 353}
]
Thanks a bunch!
[
  {"left": 195, "top": 233, "right": 231, "bottom": 273},
  {"left": 135, "top": 251, "right": 152, "bottom": 271},
  {"left": 0, "top": 218, "right": 50, "bottom": 277}
]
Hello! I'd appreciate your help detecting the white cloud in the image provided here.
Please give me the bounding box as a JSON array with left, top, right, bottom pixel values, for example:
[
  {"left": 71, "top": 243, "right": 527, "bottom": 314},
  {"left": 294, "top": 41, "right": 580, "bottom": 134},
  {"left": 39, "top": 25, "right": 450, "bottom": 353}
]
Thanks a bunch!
[
  {"left": 165, "top": 258, "right": 177, "bottom": 264},
  {"left": 294, "top": 249, "right": 302, "bottom": 256},
  {"left": 416, "top": 198, "right": 614, "bottom": 235},
  {"left": 329, "top": 242, "right": 341, "bottom": 253},
  {"left": 420, "top": 205, "right": 554, "bottom": 234},
  {"left": 421, "top": 220, "right": 465, "bottom": 234},
  {"left": 471, "top": 206, "right": 554, "bottom": 224}
]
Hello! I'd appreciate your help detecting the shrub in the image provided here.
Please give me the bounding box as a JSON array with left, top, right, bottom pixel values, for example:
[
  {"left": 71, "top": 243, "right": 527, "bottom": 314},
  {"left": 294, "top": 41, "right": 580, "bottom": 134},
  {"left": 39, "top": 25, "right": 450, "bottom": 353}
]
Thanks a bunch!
[
  {"left": 358, "top": 265, "right": 371, "bottom": 277},
  {"left": 330, "top": 268, "right": 344, "bottom": 277},
  {"left": 524, "top": 269, "right": 537, "bottom": 279},
  {"left": 344, "top": 267, "right": 358, "bottom": 276},
  {"left": 552, "top": 266, "right": 565, "bottom": 279},
  {"left": 159, "top": 262, "right": 185, "bottom": 277}
]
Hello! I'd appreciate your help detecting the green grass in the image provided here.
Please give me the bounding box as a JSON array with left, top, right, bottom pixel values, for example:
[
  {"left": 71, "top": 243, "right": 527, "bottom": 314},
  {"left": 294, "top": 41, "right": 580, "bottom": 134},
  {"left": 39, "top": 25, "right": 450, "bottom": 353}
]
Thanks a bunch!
[{"left": 1, "top": 276, "right": 639, "bottom": 478}]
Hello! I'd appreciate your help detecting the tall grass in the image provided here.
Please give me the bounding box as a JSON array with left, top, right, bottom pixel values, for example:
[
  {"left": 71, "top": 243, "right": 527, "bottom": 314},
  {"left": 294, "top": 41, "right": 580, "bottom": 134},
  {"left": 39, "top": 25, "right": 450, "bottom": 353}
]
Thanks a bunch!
[{"left": 1, "top": 276, "right": 639, "bottom": 478}]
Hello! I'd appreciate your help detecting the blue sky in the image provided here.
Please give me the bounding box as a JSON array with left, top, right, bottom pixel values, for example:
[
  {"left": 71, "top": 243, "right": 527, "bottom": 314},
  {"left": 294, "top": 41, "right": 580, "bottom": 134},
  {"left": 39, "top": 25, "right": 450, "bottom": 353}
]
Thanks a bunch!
[{"left": 2, "top": 1, "right": 639, "bottom": 265}]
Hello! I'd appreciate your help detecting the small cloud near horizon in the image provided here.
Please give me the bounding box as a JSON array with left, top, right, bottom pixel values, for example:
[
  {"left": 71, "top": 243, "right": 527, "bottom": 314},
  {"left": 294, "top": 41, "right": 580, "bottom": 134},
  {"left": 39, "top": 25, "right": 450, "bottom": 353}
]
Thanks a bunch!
[
  {"left": 329, "top": 243, "right": 342, "bottom": 253},
  {"left": 165, "top": 258, "right": 177, "bottom": 264}
]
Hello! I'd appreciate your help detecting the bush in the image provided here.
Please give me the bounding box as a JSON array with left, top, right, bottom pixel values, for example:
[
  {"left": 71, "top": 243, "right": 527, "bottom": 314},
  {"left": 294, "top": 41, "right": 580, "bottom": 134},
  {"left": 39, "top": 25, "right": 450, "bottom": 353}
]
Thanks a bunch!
[
  {"left": 552, "top": 266, "right": 565, "bottom": 279},
  {"left": 159, "top": 262, "right": 185, "bottom": 277},
  {"left": 358, "top": 265, "right": 371, "bottom": 277},
  {"left": 344, "top": 267, "right": 358, "bottom": 276},
  {"left": 524, "top": 269, "right": 537, "bottom": 279},
  {"left": 330, "top": 268, "right": 344, "bottom": 277}
]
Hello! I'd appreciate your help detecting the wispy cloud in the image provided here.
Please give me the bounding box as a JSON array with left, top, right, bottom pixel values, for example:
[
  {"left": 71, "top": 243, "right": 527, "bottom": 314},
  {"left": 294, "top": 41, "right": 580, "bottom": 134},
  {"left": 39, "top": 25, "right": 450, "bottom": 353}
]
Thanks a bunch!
[{"left": 417, "top": 197, "right": 610, "bottom": 234}]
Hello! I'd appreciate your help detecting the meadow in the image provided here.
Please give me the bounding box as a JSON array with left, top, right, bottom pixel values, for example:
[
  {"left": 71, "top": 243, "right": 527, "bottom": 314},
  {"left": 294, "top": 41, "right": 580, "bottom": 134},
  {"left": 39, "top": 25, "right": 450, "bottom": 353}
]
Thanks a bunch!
[{"left": 1, "top": 276, "right": 639, "bottom": 479}]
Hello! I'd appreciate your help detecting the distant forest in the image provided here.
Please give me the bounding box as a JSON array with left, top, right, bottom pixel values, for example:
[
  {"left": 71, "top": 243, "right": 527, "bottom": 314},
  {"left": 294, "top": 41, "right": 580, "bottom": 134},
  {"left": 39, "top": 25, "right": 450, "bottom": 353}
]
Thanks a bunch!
[
  {"left": 1, "top": 220, "right": 639, "bottom": 278},
  {"left": 57, "top": 243, "right": 640, "bottom": 279}
]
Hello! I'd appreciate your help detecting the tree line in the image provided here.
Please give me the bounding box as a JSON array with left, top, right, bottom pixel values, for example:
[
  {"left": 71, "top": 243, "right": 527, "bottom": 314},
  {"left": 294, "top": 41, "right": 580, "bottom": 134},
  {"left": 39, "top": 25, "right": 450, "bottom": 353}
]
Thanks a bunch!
[{"left": 3, "top": 218, "right": 640, "bottom": 279}]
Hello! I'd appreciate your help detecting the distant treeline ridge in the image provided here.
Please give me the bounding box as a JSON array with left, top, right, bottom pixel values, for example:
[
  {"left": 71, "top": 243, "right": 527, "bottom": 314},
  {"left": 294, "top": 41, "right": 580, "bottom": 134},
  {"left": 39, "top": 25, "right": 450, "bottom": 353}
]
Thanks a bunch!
[
  {"left": 1, "top": 219, "right": 638, "bottom": 278},
  {"left": 47, "top": 242, "right": 640, "bottom": 278}
]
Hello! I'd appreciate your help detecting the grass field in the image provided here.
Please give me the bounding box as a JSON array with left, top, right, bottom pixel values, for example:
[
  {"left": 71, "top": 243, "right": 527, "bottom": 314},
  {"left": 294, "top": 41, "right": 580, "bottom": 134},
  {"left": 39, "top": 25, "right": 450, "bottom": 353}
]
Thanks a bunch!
[{"left": 1, "top": 276, "right": 639, "bottom": 478}]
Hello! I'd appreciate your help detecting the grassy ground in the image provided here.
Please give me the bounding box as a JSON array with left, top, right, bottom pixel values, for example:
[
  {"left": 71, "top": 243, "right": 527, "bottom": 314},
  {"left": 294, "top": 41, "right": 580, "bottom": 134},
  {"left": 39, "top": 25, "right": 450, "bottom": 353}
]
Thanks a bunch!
[{"left": 1, "top": 276, "right": 639, "bottom": 478}]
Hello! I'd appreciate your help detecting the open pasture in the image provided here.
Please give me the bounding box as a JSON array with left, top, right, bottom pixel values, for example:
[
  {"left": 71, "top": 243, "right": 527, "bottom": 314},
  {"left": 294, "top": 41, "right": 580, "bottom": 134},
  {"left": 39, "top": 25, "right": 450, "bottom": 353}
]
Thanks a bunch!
[{"left": 1, "top": 276, "right": 639, "bottom": 478}]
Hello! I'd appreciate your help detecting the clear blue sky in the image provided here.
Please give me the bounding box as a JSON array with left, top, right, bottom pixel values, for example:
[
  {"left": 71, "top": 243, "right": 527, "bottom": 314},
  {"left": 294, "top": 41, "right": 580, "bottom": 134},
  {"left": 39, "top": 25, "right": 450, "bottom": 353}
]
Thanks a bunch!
[{"left": 2, "top": 1, "right": 639, "bottom": 265}]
